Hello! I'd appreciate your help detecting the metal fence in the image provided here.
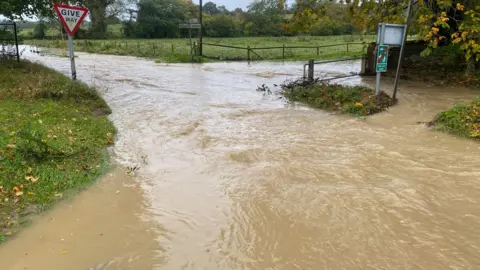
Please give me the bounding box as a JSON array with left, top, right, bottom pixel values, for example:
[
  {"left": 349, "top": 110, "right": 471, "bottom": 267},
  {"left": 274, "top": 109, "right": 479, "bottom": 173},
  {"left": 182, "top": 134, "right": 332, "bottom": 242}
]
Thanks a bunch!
[
  {"left": 0, "top": 22, "right": 20, "bottom": 62},
  {"left": 29, "top": 39, "right": 368, "bottom": 62},
  {"left": 199, "top": 42, "right": 367, "bottom": 61}
]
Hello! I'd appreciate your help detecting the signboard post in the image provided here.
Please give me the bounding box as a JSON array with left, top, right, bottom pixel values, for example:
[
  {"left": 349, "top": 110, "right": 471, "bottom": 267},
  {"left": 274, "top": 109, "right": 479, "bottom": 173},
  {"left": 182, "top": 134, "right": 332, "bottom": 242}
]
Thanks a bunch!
[
  {"left": 54, "top": 4, "right": 88, "bottom": 81},
  {"left": 375, "top": 22, "right": 406, "bottom": 96},
  {"left": 179, "top": 19, "right": 201, "bottom": 55},
  {"left": 375, "top": 23, "right": 386, "bottom": 96}
]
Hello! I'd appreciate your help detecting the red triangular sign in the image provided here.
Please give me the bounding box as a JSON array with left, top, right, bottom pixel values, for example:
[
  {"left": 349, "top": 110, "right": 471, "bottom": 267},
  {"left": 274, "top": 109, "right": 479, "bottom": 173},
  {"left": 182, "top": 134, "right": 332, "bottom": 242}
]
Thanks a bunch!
[{"left": 54, "top": 4, "right": 89, "bottom": 36}]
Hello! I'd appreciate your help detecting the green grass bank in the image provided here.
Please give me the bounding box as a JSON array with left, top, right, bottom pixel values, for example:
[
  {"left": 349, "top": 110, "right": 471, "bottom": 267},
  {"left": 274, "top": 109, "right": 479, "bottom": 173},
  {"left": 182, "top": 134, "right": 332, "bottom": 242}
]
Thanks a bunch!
[
  {"left": 25, "top": 35, "right": 374, "bottom": 63},
  {"left": 280, "top": 80, "right": 395, "bottom": 116},
  {"left": 0, "top": 61, "right": 116, "bottom": 243},
  {"left": 433, "top": 98, "right": 480, "bottom": 139}
]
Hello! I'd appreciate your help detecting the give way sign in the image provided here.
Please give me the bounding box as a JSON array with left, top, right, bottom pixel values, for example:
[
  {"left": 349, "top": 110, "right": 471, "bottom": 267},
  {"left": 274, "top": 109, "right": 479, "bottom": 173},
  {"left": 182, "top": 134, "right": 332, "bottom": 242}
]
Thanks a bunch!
[{"left": 54, "top": 4, "right": 89, "bottom": 36}]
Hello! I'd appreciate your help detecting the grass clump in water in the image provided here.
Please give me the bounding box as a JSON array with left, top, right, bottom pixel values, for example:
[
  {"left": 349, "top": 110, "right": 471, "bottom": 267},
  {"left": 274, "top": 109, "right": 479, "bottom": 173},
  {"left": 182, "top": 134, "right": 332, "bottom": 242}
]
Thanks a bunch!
[
  {"left": 433, "top": 98, "right": 480, "bottom": 139},
  {"left": 280, "top": 80, "right": 395, "bottom": 116},
  {"left": 0, "top": 60, "right": 115, "bottom": 243}
]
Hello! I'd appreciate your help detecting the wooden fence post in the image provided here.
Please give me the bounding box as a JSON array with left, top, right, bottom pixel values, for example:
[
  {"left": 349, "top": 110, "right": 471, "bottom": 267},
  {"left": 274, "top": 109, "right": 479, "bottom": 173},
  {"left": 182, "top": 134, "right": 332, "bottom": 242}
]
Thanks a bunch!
[
  {"left": 308, "top": 59, "right": 314, "bottom": 81},
  {"left": 247, "top": 46, "right": 251, "bottom": 61},
  {"left": 171, "top": 44, "right": 175, "bottom": 55}
]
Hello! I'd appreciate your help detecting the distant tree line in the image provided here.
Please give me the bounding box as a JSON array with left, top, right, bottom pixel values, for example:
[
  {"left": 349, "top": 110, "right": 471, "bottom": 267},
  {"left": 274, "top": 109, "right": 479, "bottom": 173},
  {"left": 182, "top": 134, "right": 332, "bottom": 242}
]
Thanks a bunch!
[{"left": 123, "top": 0, "right": 358, "bottom": 38}]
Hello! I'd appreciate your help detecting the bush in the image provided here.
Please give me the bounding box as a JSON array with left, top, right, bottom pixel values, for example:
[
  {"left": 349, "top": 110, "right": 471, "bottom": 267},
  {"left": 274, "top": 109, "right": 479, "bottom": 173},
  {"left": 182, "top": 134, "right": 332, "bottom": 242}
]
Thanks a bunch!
[
  {"left": 433, "top": 98, "right": 480, "bottom": 139},
  {"left": 281, "top": 81, "right": 394, "bottom": 116}
]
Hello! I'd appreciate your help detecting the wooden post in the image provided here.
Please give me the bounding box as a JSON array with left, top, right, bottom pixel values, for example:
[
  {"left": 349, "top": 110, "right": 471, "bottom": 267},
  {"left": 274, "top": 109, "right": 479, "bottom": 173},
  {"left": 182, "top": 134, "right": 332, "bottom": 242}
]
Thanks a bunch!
[
  {"left": 247, "top": 46, "right": 251, "bottom": 61},
  {"left": 308, "top": 59, "right": 314, "bottom": 81},
  {"left": 282, "top": 44, "right": 285, "bottom": 59}
]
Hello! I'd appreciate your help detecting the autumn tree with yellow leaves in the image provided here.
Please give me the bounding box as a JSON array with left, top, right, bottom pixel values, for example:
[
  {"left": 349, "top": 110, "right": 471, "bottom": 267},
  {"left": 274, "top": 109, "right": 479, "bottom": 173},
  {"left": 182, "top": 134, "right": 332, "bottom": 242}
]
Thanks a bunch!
[
  {"left": 346, "top": 0, "right": 479, "bottom": 73},
  {"left": 418, "top": 0, "right": 479, "bottom": 73}
]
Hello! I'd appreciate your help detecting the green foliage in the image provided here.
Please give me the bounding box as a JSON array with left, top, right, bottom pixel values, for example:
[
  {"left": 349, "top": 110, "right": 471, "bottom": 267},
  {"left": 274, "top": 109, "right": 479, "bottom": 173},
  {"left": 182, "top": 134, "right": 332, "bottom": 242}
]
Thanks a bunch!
[
  {"left": 281, "top": 82, "right": 394, "bottom": 116},
  {"left": 0, "top": 0, "right": 52, "bottom": 19},
  {"left": 204, "top": 14, "right": 242, "bottom": 37},
  {"left": 433, "top": 98, "right": 480, "bottom": 139},
  {"left": 311, "top": 17, "right": 355, "bottom": 36},
  {"left": 133, "top": 0, "right": 188, "bottom": 38},
  {"left": 0, "top": 60, "right": 115, "bottom": 242},
  {"left": 32, "top": 22, "right": 45, "bottom": 39}
]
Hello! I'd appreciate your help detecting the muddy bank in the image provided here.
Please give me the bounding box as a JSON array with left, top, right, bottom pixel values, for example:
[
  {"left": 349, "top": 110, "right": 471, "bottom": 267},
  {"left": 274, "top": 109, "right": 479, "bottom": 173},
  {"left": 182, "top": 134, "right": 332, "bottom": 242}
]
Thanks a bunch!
[{"left": 0, "top": 167, "right": 162, "bottom": 270}]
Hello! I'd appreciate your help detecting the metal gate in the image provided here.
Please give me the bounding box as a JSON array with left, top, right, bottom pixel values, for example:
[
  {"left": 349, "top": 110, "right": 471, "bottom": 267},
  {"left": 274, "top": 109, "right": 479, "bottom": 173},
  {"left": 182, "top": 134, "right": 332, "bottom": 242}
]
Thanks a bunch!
[{"left": 0, "top": 22, "right": 20, "bottom": 62}]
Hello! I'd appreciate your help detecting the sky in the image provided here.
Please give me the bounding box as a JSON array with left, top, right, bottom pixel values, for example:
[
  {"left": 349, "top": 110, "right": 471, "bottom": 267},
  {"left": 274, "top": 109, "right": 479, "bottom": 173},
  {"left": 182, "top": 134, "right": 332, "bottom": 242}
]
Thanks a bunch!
[{"left": 191, "top": 0, "right": 294, "bottom": 10}]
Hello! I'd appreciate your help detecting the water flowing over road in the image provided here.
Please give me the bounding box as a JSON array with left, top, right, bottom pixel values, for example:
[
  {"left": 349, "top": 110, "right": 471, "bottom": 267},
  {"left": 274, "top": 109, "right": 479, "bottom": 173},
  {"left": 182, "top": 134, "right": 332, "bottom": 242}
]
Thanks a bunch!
[{"left": 1, "top": 48, "right": 480, "bottom": 270}]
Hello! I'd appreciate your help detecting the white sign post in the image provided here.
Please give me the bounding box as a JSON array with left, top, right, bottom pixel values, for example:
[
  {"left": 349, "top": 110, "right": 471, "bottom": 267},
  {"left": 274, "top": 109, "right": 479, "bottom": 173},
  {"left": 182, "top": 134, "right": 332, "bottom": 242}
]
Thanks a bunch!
[{"left": 54, "top": 4, "right": 88, "bottom": 81}]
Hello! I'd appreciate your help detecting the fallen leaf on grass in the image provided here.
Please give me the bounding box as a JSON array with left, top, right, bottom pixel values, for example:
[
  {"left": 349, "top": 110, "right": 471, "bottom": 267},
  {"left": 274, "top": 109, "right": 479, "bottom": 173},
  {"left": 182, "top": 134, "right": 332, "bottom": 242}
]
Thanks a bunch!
[
  {"left": 15, "top": 191, "right": 23, "bottom": 197},
  {"left": 25, "top": 176, "right": 39, "bottom": 183},
  {"left": 6, "top": 144, "right": 16, "bottom": 150}
]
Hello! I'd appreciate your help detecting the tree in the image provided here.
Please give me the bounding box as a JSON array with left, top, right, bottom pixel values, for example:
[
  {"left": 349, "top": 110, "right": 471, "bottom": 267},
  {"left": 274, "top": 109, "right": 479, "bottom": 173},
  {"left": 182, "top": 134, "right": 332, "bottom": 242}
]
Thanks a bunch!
[
  {"left": 246, "top": 0, "right": 285, "bottom": 36},
  {"left": 204, "top": 14, "right": 241, "bottom": 37},
  {"left": 418, "top": 0, "right": 479, "bottom": 73},
  {"left": 0, "top": 0, "right": 52, "bottom": 19},
  {"left": 33, "top": 21, "right": 46, "bottom": 39},
  {"left": 345, "top": 0, "right": 479, "bottom": 73},
  {"left": 135, "top": 0, "right": 187, "bottom": 38},
  {"left": 203, "top": 1, "right": 219, "bottom": 15}
]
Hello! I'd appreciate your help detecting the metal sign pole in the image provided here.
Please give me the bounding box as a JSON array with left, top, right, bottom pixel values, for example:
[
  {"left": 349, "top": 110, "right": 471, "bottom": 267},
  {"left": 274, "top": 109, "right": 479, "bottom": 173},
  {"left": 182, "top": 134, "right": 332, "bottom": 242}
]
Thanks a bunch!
[
  {"left": 199, "top": 0, "right": 203, "bottom": 56},
  {"left": 68, "top": 35, "right": 77, "bottom": 81},
  {"left": 13, "top": 22, "right": 20, "bottom": 63},
  {"left": 392, "top": 0, "right": 413, "bottom": 101},
  {"left": 375, "top": 23, "right": 385, "bottom": 96}
]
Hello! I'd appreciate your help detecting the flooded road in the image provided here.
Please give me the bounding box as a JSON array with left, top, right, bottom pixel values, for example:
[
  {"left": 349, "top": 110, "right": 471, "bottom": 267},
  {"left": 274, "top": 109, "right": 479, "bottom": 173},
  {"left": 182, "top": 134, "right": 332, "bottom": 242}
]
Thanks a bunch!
[{"left": 2, "top": 48, "right": 480, "bottom": 269}]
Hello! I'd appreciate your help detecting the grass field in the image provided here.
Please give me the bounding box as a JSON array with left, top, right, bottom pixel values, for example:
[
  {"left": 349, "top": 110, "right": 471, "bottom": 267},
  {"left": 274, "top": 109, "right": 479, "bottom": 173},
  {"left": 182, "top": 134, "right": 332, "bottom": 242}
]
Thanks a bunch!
[
  {"left": 25, "top": 35, "right": 377, "bottom": 62},
  {"left": 0, "top": 60, "right": 115, "bottom": 243}
]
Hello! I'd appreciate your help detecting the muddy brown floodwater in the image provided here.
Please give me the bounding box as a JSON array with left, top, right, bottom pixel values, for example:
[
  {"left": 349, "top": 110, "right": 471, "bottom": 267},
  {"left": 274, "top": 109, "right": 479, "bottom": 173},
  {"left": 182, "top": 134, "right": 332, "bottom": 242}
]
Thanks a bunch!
[{"left": 1, "top": 48, "right": 480, "bottom": 269}]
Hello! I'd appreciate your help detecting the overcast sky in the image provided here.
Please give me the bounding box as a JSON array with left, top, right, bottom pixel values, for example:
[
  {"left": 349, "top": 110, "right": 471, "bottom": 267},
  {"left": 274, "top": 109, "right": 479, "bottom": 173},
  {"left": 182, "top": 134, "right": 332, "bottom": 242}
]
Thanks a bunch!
[{"left": 191, "top": 0, "right": 294, "bottom": 10}]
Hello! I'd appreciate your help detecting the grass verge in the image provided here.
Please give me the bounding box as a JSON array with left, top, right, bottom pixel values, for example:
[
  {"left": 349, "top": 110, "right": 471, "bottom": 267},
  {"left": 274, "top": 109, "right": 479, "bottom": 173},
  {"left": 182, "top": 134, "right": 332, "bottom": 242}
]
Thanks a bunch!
[
  {"left": 433, "top": 98, "right": 480, "bottom": 139},
  {"left": 280, "top": 79, "right": 395, "bottom": 116},
  {"left": 0, "top": 60, "right": 116, "bottom": 243},
  {"left": 26, "top": 35, "right": 373, "bottom": 63}
]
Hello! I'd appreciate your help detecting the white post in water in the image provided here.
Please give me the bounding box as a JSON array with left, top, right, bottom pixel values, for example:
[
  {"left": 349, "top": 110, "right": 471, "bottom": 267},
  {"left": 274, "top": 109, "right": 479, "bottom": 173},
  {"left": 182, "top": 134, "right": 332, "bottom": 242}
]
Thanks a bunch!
[{"left": 68, "top": 35, "right": 77, "bottom": 81}]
